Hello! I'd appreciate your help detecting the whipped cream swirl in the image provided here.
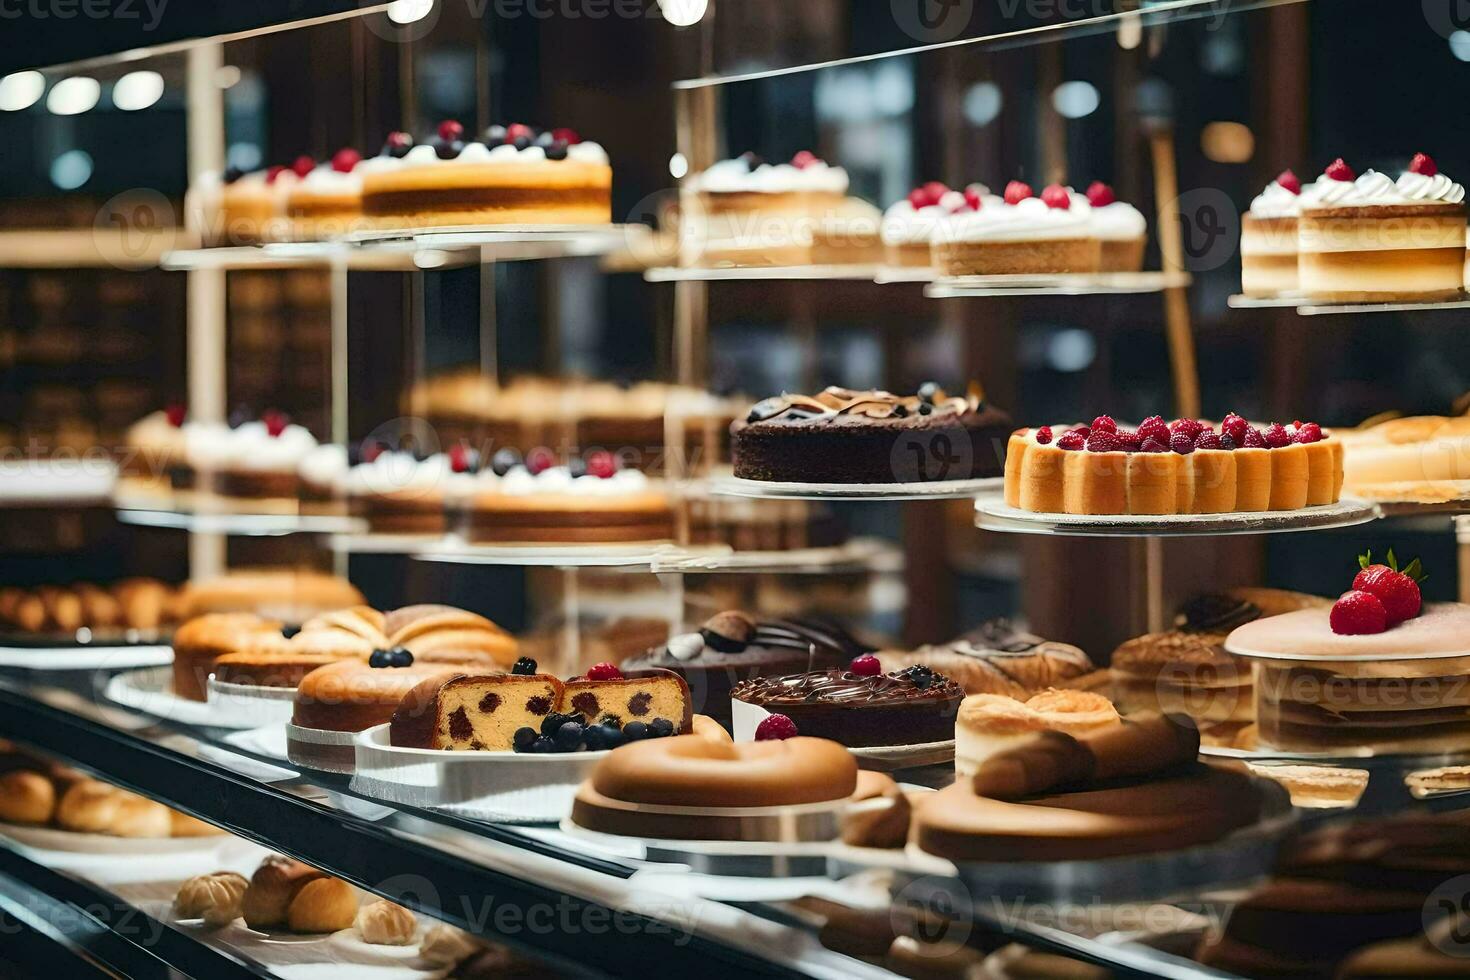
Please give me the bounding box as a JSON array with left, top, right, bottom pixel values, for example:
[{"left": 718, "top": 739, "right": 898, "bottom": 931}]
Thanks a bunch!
[
  {"left": 939, "top": 196, "right": 1091, "bottom": 243},
  {"left": 686, "top": 158, "right": 849, "bottom": 195},
  {"left": 1396, "top": 170, "right": 1466, "bottom": 203},
  {"left": 1249, "top": 179, "right": 1305, "bottom": 218}
]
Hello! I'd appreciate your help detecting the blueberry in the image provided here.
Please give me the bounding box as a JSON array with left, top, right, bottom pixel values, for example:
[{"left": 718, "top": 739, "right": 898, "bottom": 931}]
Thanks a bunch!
[
  {"left": 223, "top": 165, "right": 244, "bottom": 184},
  {"left": 598, "top": 714, "right": 623, "bottom": 728},
  {"left": 491, "top": 448, "right": 523, "bottom": 476},
  {"left": 554, "top": 722, "right": 584, "bottom": 751},
  {"left": 918, "top": 381, "right": 942, "bottom": 404},
  {"left": 281, "top": 624, "right": 301, "bottom": 640},
  {"left": 386, "top": 646, "right": 414, "bottom": 667},
  {"left": 512, "top": 727, "right": 538, "bottom": 752},
  {"left": 534, "top": 131, "right": 556, "bottom": 148},
  {"left": 368, "top": 649, "right": 393, "bottom": 668},
  {"left": 918, "top": 403, "right": 933, "bottom": 415},
  {"left": 511, "top": 656, "right": 538, "bottom": 676},
  {"left": 483, "top": 124, "right": 507, "bottom": 144},
  {"left": 541, "top": 712, "right": 571, "bottom": 736},
  {"left": 227, "top": 405, "right": 252, "bottom": 429},
  {"left": 594, "top": 723, "right": 625, "bottom": 749},
  {"left": 512, "top": 135, "right": 532, "bottom": 151},
  {"left": 737, "top": 151, "right": 764, "bottom": 171},
  {"left": 567, "top": 456, "right": 588, "bottom": 478},
  {"left": 622, "top": 721, "right": 649, "bottom": 742},
  {"left": 649, "top": 718, "right": 675, "bottom": 738},
  {"left": 432, "top": 137, "right": 465, "bottom": 160},
  {"left": 583, "top": 726, "right": 605, "bottom": 751},
  {"left": 530, "top": 736, "right": 557, "bottom": 753},
  {"left": 545, "top": 139, "right": 569, "bottom": 161}
]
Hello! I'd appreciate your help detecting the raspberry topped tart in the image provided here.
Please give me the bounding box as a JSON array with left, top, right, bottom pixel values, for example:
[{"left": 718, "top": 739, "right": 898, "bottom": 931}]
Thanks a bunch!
[
  {"left": 360, "top": 121, "right": 612, "bottom": 229},
  {"left": 1240, "top": 168, "right": 1307, "bottom": 298},
  {"left": 931, "top": 180, "right": 1099, "bottom": 276},
  {"left": 880, "top": 182, "right": 993, "bottom": 269},
  {"left": 1004, "top": 413, "right": 1343, "bottom": 515},
  {"left": 1298, "top": 154, "right": 1467, "bottom": 302},
  {"left": 732, "top": 382, "right": 1013, "bottom": 484}
]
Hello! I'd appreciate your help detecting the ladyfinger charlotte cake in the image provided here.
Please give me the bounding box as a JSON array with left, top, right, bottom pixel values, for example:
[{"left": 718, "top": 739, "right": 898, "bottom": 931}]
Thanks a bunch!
[
  {"left": 931, "top": 181, "right": 1100, "bottom": 276},
  {"left": 732, "top": 382, "right": 1012, "bottom": 484},
  {"left": 1240, "top": 169, "right": 1307, "bottom": 298},
  {"left": 1004, "top": 413, "right": 1342, "bottom": 515},
  {"left": 361, "top": 121, "right": 611, "bottom": 229},
  {"left": 1298, "top": 154, "right": 1466, "bottom": 302}
]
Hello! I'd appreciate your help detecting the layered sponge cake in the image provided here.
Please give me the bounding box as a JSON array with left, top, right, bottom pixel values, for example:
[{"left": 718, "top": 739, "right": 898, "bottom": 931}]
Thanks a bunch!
[
  {"left": 1004, "top": 414, "right": 1343, "bottom": 515},
  {"left": 390, "top": 673, "right": 565, "bottom": 750}
]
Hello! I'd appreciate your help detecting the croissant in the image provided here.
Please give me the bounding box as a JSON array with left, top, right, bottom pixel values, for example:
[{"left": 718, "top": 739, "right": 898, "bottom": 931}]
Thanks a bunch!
[{"left": 175, "top": 872, "right": 249, "bottom": 926}]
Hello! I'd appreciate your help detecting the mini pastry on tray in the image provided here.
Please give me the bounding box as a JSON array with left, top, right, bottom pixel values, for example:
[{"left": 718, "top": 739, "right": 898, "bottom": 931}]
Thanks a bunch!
[
  {"left": 680, "top": 151, "right": 880, "bottom": 267},
  {"left": 622, "top": 611, "right": 870, "bottom": 728},
  {"left": 731, "top": 382, "right": 1013, "bottom": 484},
  {"left": 0, "top": 577, "right": 181, "bottom": 638},
  {"left": 174, "top": 871, "right": 249, "bottom": 927},
  {"left": 360, "top": 121, "right": 611, "bottom": 229},
  {"left": 188, "top": 159, "right": 302, "bottom": 246},
  {"left": 1336, "top": 411, "right": 1470, "bottom": 502},
  {"left": 877, "top": 618, "right": 1101, "bottom": 697},
  {"left": 1298, "top": 154, "right": 1466, "bottom": 303},
  {"left": 1004, "top": 413, "right": 1343, "bottom": 515},
  {"left": 237, "top": 854, "right": 357, "bottom": 933},
  {"left": 1, "top": 771, "right": 212, "bottom": 840},
  {"left": 881, "top": 182, "right": 992, "bottom": 269},
  {"left": 445, "top": 447, "right": 675, "bottom": 544},
  {"left": 185, "top": 409, "right": 321, "bottom": 508},
  {"left": 730, "top": 658, "right": 964, "bottom": 748},
  {"left": 954, "top": 689, "right": 1121, "bottom": 776},
  {"left": 1240, "top": 168, "right": 1307, "bottom": 298},
  {"left": 931, "top": 181, "right": 1099, "bottom": 276},
  {"left": 343, "top": 447, "right": 453, "bottom": 536},
  {"left": 356, "top": 900, "right": 416, "bottom": 946}
]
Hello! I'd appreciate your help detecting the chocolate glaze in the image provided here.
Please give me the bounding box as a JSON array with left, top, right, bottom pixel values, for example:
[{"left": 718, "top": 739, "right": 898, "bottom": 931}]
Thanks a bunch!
[
  {"left": 731, "top": 669, "right": 963, "bottom": 748},
  {"left": 1177, "top": 593, "right": 1262, "bottom": 634}
]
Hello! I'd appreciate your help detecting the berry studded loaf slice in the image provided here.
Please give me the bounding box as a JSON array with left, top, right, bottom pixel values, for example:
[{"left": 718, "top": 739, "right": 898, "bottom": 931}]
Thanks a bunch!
[
  {"left": 562, "top": 666, "right": 693, "bottom": 734},
  {"left": 389, "top": 673, "right": 564, "bottom": 750}
]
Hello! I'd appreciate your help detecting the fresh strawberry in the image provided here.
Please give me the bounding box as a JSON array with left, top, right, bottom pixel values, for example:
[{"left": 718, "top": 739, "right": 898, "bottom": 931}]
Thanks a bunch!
[
  {"left": 438, "top": 120, "right": 465, "bottom": 141},
  {"left": 290, "top": 155, "right": 315, "bottom": 178},
  {"left": 849, "top": 654, "right": 882, "bottom": 677},
  {"left": 1085, "top": 181, "right": 1116, "bottom": 207},
  {"left": 265, "top": 165, "right": 287, "bottom": 184},
  {"left": 1324, "top": 158, "right": 1355, "bottom": 182},
  {"left": 1352, "top": 549, "right": 1427, "bottom": 625},
  {"left": 1137, "top": 416, "right": 1170, "bottom": 444},
  {"left": 1276, "top": 169, "right": 1302, "bottom": 194},
  {"left": 1330, "top": 590, "right": 1388, "bottom": 635},
  {"left": 1294, "top": 422, "right": 1323, "bottom": 444},
  {"left": 1056, "top": 431, "right": 1085, "bottom": 451},
  {"left": 262, "top": 410, "right": 289, "bottom": 437},
  {"left": 1091, "top": 415, "right": 1118, "bottom": 433},
  {"left": 1409, "top": 152, "right": 1438, "bottom": 177},
  {"left": 585, "top": 662, "right": 623, "bottom": 680},
  {"left": 921, "top": 181, "right": 949, "bottom": 205},
  {"left": 525, "top": 446, "right": 556, "bottom": 475},
  {"left": 1034, "top": 426, "right": 1053, "bottom": 445},
  {"left": 585, "top": 450, "right": 617, "bottom": 479},
  {"left": 1170, "top": 418, "right": 1205, "bottom": 441},
  {"left": 1169, "top": 432, "right": 1195, "bottom": 455},
  {"left": 331, "top": 148, "right": 362, "bottom": 172},
  {"left": 791, "top": 150, "right": 819, "bottom": 169},
  {"left": 550, "top": 127, "right": 581, "bottom": 145},
  {"left": 1040, "top": 184, "right": 1071, "bottom": 209},
  {"left": 1003, "top": 180, "right": 1034, "bottom": 205},
  {"left": 907, "top": 187, "right": 931, "bottom": 210},
  {"left": 1263, "top": 422, "right": 1292, "bottom": 448},
  {"left": 1086, "top": 430, "right": 1121, "bottom": 452},
  {"left": 754, "top": 713, "right": 799, "bottom": 741},
  {"left": 963, "top": 186, "right": 985, "bottom": 210}
]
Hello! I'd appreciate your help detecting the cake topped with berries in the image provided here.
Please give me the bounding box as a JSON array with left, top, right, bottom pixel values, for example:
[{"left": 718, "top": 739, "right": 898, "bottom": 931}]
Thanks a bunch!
[
  {"left": 685, "top": 150, "right": 850, "bottom": 197},
  {"left": 1072, "top": 181, "right": 1147, "bottom": 272},
  {"left": 732, "top": 382, "right": 1013, "bottom": 484},
  {"left": 881, "top": 182, "right": 993, "bottom": 267},
  {"left": 932, "top": 180, "right": 1101, "bottom": 276},
  {"left": 360, "top": 121, "right": 611, "bottom": 230},
  {"left": 284, "top": 148, "right": 370, "bottom": 240},
  {"left": 1004, "top": 413, "right": 1343, "bottom": 515},
  {"left": 730, "top": 661, "right": 963, "bottom": 747},
  {"left": 1241, "top": 168, "right": 1308, "bottom": 298},
  {"left": 343, "top": 447, "right": 453, "bottom": 535}
]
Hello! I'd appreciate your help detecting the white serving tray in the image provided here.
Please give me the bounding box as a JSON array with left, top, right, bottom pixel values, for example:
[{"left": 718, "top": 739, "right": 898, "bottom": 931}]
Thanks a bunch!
[{"left": 207, "top": 677, "right": 298, "bottom": 729}]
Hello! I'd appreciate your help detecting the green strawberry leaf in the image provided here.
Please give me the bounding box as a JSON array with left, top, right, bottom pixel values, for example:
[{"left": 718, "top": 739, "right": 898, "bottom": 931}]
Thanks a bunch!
[
  {"left": 1402, "top": 556, "right": 1428, "bottom": 584},
  {"left": 1386, "top": 548, "right": 1398, "bottom": 572},
  {"left": 1359, "top": 549, "right": 1372, "bottom": 571}
]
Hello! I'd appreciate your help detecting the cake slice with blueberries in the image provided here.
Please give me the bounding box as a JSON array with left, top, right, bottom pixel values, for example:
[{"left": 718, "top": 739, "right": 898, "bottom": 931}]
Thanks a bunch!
[
  {"left": 562, "top": 664, "right": 692, "bottom": 735},
  {"left": 390, "top": 667, "right": 565, "bottom": 751}
]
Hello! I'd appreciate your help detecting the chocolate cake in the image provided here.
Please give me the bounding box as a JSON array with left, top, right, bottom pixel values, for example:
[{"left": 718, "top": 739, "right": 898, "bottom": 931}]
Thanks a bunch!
[
  {"left": 730, "top": 383, "right": 1012, "bottom": 484},
  {"left": 622, "top": 611, "right": 870, "bottom": 728},
  {"left": 390, "top": 673, "right": 565, "bottom": 750},
  {"left": 730, "top": 666, "right": 963, "bottom": 747}
]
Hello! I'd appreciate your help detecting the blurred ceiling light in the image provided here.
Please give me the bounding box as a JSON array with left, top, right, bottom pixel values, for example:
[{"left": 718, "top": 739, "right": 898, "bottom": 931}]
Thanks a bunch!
[
  {"left": 668, "top": 153, "right": 689, "bottom": 179},
  {"left": 227, "top": 142, "right": 263, "bottom": 171},
  {"left": 46, "top": 76, "right": 101, "bottom": 115},
  {"left": 112, "top": 70, "right": 164, "bottom": 111},
  {"left": 214, "top": 65, "right": 242, "bottom": 89},
  {"left": 1051, "top": 80, "right": 1100, "bottom": 119},
  {"left": 963, "top": 81, "right": 1003, "bottom": 126},
  {"left": 1046, "top": 328, "right": 1096, "bottom": 373},
  {"left": 1451, "top": 30, "right": 1470, "bottom": 61},
  {"left": 1202, "top": 34, "right": 1244, "bottom": 75},
  {"left": 0, "top": 71, "right": 44, "bottom": 111},
  {"left": 1201, "top": 121, "right": 1254, "bottom": 163},
  {"left": 1116, "top": 13, "right": 1141, "bottom": 49},
  {"left": 49, "top": 149, "right": 93, "bottom": 190},
  {"left": 660, "top": 0, "right": 708, "bottom": 27},
  {"left": 387, "top": 0, "right": 433, "bottom": 25}
]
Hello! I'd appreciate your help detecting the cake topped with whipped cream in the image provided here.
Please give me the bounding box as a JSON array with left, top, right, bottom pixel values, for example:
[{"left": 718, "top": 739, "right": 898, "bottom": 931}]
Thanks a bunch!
[
  {"left": 1249, "top": 168, "right": 1307, "bottom": 218},
  {"left": 684, "top": 150, "right": 849, "bottom": 196},
  {"left": 881, "top": 182, "right": 992, "bottom": 267},
  {"left": 1241, "top": 168, "right": 1308, "bottom": 299},
  {"left": 1071, "top": 181, "right": 1147, "bottom": 271},
  {"left": 182, "top": 409, "right": 321, "bottom": 504},
  {"left": 932, "top": 180, "right": 1101, "bottom": 276},
  {"left": 284, "top": 148, "right": 371, "bottom": 240},
  {"left": 360, "top": 120, "right": 612, "bottom": 230},
  {"left": 1298, "top": 154, "right": 1467, "bottom": 304}
]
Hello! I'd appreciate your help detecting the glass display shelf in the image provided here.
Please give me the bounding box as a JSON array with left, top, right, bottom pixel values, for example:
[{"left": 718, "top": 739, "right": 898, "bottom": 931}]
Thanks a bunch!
[
  {"left": 115, "top": 505, "right": 366, "bottom": 537},
  {"left": 975, "top": 498, "right": 1380, "bottom": 537},
  {"left": 0, "top": 460, "right": 116, "bottom": 508},
  {"left": 712, "top": 476, "right": 1003, "bottom": 502},
  {"left": 644, "top": 265, "right": 884, "bottom": 282},
  {"left": 1227, "top": 294, "right": 1470, "bottom": 316},
  {"left": 345, "top": 224, "right": 637, "bottom": 262},
  {"left": 648, "top": 536, "right": 903, "bottom": 575},
  {"left": 159, "top": 241, "right": 479, "bottom": 273},
  {"left": 925, "top": 271, "right": 1191, "bottom": 299}
]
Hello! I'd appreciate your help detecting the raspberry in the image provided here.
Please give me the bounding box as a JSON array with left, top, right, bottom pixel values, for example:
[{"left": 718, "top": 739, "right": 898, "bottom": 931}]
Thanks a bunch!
[
  {"left": 1409, "top": 152, "right": 1438, "bottom": 177},
  {"left": 1086, "top": 431, "right": 1121, "bottom": 452},
  {"left": 1169, "top": 432, "right": 1195, "bottom": 455},
  {"left": 849, "top": 654, "right": 882, "bottom": 677},
  {"left": 791, "top": 150, "right": 819, "bottom": 169},
  {"left": 290, "top": 154, "right": 315, "bottom": 178},
  {"left": 1137, "top": 416, "right": 1170, "bottom": 444},
  {"left": 448, "top": 442, "right": 475, "bottom": 473},
  {"left": 262, "top": 410, "right": 289, "bottom": 437},
  {"left": 754, "top": 713, "right": 799, "bottom": 741},
  {"left": 1116, "top": 428, "right": 1142, "bottom": 451},
  {"left": 504, "top": 122, "right": 534, "bottom": 143},
  {"left": 1004, "top": 180, "right": 1034, "bottom": 205},
  {"left": 585, "top": 450, "right": 617, "bottom": 479},
  {"left": 1034, "top": 426, "right": 1053, "bottom": 445},
  {"left": 525, "top": 446, "right": 556, "bottom": 474},
  {"left": 164, "top": 403, "right": 186, "bottom": 428},
  {"left": 963, "top": 186, "right": 985, "bottom": 210},
  {"left": 1295, "top": 422, "right": 1323, "bottom": 444},
  {"left": 1056, "top": 431, "right": 1085, "bottom": 451},
  {"left": 1140, "top": 438, "right": 1168, "bottom": 453},
  {"left": 438, "top": 120, "right": 465, "bottom": 141},
  {"left": 1242, "top": 426, "right": 1267, "bottom": 449},
  {"left": 1084, "top": 181, "right": 1115, "bottom": 207},
  {"left": 1263, "top": 422, "right": 1292, "bottom": 448},
  {"left": 1040, "top": 184, "right": 1071, "bottom": 209},
  {"left": 1195, "top": 431, "right": 1223, "bottom": 450},
  {"left": 550, "top": 127, "right": 581, "bottom": 145},
  {"left": 1324, "top": 157, "right": 1355, "bottom": 182},
  {"left": 331, "top": 148, "right": 362, "bottom": 172},
  {"left": 1221, "top": 412, "right": 1250, "bottom": 444},
  {"left": 1276, "top": 169, "right": 1301, "bottom": 194},
  {"left": 907, "top": 187, "right": 931, "bottom": 210},
  {"left": 1170, "top": 418, "right": 1204, "bottom": 441},
  {"left": 265, "top": 164, "right": 287, "bottom": 184},
  {"left": 921, "top": 181, "right": 949, "bottom": 205},
  {"left": 1330, "top": 590, "right": 1387, "bottom": 636},
  {"left": 1219, "top": 433, "right": 1238, "bottom": 451},
  {"left": 1091, "top": 415, "right": 1118, "bottom": 433},
  {"left": 1071, "top": 426, "right": 1092, "bottom": 440},
  {"left": 585, "top": 662, "right": 623, "bottom": 681}
]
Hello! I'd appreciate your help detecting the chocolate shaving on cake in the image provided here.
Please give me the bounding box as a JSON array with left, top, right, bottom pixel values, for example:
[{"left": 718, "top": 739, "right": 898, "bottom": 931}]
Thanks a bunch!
[{"left": 1176, "top": 594, "right": 1262, "bottom": 634}]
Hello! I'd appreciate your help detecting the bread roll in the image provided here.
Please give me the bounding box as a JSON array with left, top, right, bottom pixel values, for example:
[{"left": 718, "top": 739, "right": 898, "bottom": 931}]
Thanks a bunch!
[
  {"left": 241, "top": 855, "right": 324, "bottom": 929},
  {"left": 169, "top": 810, "right": 225, "bottom": 838},
  {"left": 108, "top": 792, "right": 173, "bottom": 838},
  {"left": 55, "top": 780, "right": 122, "bottom": 833},
  {"left": 174, "top": 872, "right": 249, "bottom": 926},
  {"left": 0, "top": 770, "right": 55, "bottom": 824},
  {"left": 286, "top": 877, "right": 357, "bottom": 934},
  {"left": 355, "top": 900, "right": 415, "bottom": 945}
]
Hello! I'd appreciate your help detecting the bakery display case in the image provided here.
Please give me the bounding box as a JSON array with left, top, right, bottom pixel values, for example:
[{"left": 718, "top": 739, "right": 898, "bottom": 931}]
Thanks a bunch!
[{"left": 12, "top": 1, "right": 1470, "bottom": 978}]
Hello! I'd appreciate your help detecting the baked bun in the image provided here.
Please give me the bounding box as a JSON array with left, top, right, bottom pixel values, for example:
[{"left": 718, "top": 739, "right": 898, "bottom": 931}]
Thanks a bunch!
[
  {"left": 355, "top": 900, "right": 416, "bottom": 945},
  {"left": 0, "top": 770, "right": 56, "bottom": 824},
  {"left": 286, "top": 876, "right": 358, "bottom": 934},
  {"left": 170, "top": 810, "right": 225, "bottom": 837},
  {"left": 108, "top": 792, "right": 173, "bottom": 838},
  {"left": 55, "top": 780, "right": 122, "bottom": 833},
  {"left": 172, "top": 612, "right": 286, "bottom": 702},
  {"left": 591, "top": 734, "right": 857, "bottom": 808},
  {"left": 242, "top": 855, "right": 325, "bottom": 929},
  {"left": 174, "top": 872, "right": 249, "bottom": 926}
]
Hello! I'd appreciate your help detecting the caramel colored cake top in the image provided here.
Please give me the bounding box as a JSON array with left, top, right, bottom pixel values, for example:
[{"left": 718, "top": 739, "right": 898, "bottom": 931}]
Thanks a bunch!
[
  {"left": 1227, "top": 601, "right": 1470, "bottom": 660},
  {"left": 741, "top": 383, "right": 986, "bottom": 430}
]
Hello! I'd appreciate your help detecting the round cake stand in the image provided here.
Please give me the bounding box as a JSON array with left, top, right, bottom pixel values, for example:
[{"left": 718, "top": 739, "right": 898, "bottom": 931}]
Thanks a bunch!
[
  {"left": 712, "top": 476, "right": 1003, "bottom": 502},
  {"left": 1202, "top": 745, "right": 1470, "bottom": 817}
]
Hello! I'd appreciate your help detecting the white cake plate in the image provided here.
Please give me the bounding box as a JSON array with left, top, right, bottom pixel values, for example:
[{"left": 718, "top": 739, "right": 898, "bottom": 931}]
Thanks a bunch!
[
  {"left": 644, "top": 264, "right": 880, "bottom": 282},
  {"left": 0, "top": 644, "right": 172, "bottom": 671},
  {"left": 104, "top": 666, "right": 256, "bottom": 729},
  {"left": 975, "top": 497, "right": 1379, "bottom": 537},
  {"left": 925, "top": 270, "right": 1190, "bottom": 298},
  {"left": 713, "top": 475, "right": 1003, "bottom": 502}
]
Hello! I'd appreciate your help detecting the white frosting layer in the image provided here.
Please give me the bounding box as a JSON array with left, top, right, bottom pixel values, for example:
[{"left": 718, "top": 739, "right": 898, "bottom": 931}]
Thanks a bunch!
[
  {"left": 687, "top": 158, "right": 849, "bottom": 195},
  {"left": 357, "top": 154, "right": 408, "bottom": 175},
  {"left": 938, "top": 197, "right": 1092, "bottom": 243},
  {"left": 298, "top": 444, "right": 348, "bottom": 489},
  {"left": 1397, "top": 170, "right": 1466, "bottom": 204},
  {"left": 1300, "top": 172, "right": 1357, "bottom": 208},
  {"left": 460, "top": 465, "right": 651, "bottom": 498},
  {"left": 1065, "top": 192, "right": 1146, "bottom": 240},
  {"left": 398, "top": 140, "right": 608, "bottom": 168},
  {"left": 1249, "top": 179, "right": 1305, "bottom": 219},
  {"left": 882, "top": 186, "right": 1000, "bottom": 245},
  {"left": 345, "top": 452, "right": 449, "bottom": 495},
  {"left": 188, "top": 421, "right": 319, "bottom": 472},
  {"left": 300, "top": 165, "right": 362, "bottom": 192}
]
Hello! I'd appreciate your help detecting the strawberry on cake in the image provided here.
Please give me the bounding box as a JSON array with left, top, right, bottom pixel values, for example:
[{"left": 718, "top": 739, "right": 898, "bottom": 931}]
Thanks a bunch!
[
  {"left": 1004, "top": 413, "right": 1343, "bottom": 515},
  {"left": 189, "top": 158, "right": 310, "bottom": 246},
  {"left": 284, "top": 148, "right": 368, "bottom": 241},
  {"left": 1240, "top": 169, "right": 1307, "bottom": 298},
  {"left": 680, "top": 151, "right": 881, "bottom": 267},
  {"left": 120, "top": 404, "right": 192, "bottom": 502},
  {"left": 880, "top": 182, "right": 992, "bottom": 269},
  {"left": 932, "top": 181, "right": 1100, "bottom": 276},
  {"left": 1298, "top": 154, "right": 1467, "bottom": 302},
  {"left": 360, "top": 121, "right": 611, "bottom": 230}
]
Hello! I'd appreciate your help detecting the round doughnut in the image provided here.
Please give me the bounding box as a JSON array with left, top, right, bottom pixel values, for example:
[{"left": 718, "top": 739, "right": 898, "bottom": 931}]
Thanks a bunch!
[{"left": 590, "top": 735, "right": 857, "bottom": 808}]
